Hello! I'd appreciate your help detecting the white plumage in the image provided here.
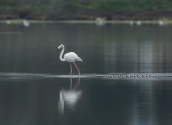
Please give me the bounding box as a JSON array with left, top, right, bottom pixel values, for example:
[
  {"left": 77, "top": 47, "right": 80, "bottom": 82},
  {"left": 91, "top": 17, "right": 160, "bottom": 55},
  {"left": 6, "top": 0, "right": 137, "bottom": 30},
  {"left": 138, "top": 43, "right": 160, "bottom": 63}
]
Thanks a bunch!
[
  {"left": 23, "top": 20, "right": 30, "bottom": 27},
  {"left": 64, "top": 52, "right": 83, "bottom": 62},
  {"left": 57, "top": 44, "right": 83, "bottom": 76}
]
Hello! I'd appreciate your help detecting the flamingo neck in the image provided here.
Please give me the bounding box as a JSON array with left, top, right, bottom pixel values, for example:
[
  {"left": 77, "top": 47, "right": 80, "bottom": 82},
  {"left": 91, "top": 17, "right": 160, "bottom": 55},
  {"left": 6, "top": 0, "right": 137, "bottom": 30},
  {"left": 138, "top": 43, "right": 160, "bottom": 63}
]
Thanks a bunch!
[{"left": 60, "top": 46, "right": 66, "bottom": 61}]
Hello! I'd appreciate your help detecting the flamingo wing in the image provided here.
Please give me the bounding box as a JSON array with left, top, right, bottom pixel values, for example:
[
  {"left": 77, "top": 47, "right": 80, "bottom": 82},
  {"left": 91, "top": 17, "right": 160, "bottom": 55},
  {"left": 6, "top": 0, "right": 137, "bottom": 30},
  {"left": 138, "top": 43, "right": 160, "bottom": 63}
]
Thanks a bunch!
[{"left": 64, "top": 52, "right": 83, "bottom": 62}]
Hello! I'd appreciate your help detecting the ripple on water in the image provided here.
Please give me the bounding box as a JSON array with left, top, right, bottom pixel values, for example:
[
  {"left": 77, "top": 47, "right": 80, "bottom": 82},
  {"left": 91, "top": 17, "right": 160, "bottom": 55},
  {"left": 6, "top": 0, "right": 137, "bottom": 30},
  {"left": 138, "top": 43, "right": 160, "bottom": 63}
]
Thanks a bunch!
[{"left": 0, "top": 72, "right": 172, "bottom": 81}]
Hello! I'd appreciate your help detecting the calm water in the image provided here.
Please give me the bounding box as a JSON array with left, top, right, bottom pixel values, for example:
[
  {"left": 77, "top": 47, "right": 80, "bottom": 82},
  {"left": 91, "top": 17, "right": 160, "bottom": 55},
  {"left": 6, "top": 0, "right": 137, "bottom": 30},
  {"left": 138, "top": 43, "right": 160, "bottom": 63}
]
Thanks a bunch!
[{"left": 0, "top": 23, "right": 172, "bottom": 125}]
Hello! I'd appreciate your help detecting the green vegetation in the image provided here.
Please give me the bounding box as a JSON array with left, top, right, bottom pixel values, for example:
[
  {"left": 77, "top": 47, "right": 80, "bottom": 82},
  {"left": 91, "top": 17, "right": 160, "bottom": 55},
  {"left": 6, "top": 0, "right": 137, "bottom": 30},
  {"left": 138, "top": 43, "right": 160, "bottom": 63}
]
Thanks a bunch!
[
  {"left": 0, "top": 0, "right": 52, "bottom": 11},
  {"left": 0, "top": 0, "right": 172, "bottom": 11},
  {"left": 87, "top": 0, "right": 172, "bottom": 11}
]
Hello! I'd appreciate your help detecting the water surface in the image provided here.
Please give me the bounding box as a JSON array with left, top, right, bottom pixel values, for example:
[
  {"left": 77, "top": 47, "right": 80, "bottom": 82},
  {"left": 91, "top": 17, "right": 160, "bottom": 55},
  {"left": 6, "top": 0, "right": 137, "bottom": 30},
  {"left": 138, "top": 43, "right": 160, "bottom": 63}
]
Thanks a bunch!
[{"left": 0, "top": 23, "right": 172, "bottom": 125}]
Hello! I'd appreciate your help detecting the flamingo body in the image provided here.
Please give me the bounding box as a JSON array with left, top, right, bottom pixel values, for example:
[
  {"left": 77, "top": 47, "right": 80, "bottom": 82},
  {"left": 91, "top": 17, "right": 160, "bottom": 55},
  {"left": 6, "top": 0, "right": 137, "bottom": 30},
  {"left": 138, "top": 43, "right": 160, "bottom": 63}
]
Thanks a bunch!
[
  {"left": 23, "top": 20, "right": 30, "bottom": 27},
  {"left": 64, "top": 52, "right": 83, "bottom": 62}
]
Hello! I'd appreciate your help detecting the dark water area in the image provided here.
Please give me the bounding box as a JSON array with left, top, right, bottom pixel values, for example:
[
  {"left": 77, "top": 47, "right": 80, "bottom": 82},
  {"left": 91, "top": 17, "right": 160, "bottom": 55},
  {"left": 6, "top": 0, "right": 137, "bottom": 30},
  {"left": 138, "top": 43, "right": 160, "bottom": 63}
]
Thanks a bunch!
[{"left": 0, "top": 23, "right": 172, "bottom": 125}]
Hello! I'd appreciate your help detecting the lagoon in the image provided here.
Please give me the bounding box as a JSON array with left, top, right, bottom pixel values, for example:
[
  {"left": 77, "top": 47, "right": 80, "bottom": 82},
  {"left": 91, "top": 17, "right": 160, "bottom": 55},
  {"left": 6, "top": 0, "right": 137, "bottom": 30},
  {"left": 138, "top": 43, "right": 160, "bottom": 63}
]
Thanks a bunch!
[{"left": 0, "top": 23, "right": 172, "bottom": 125}]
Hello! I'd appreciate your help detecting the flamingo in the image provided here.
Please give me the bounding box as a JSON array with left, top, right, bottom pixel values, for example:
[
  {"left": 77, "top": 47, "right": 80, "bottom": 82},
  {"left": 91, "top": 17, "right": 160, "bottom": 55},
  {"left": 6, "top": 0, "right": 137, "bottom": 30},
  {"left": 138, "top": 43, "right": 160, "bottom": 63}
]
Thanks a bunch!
[
  {"left": 159, "top": 20, "right": 164, "bottom": 25},
  {"left": 23, "top": 20, "right": 30, "bottom": 27},
  {"left": 6, "top": 20, "right": 10, "bottom": 25},
  {"left": 130, "top": 21, "right": 133, "bottom": 26},
  {"left": 136, "top": 21, "right": 141, "bottom": 25},
  {"left": 57, "top": 44, "right": 83, "bottom": 76}
]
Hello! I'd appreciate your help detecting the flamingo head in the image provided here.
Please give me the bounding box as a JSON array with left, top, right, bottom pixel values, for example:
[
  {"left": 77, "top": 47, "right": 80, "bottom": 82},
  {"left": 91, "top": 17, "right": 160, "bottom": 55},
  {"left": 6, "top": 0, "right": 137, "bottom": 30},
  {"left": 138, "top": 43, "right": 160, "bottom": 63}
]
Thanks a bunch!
[{"left": 57, "top": 44, "right": 64, "bottom": 51}]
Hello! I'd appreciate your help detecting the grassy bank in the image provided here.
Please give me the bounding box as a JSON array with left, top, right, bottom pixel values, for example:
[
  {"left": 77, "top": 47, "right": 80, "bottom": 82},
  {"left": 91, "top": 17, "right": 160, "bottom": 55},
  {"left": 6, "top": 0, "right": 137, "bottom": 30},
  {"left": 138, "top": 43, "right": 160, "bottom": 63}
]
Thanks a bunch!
[
  {"left": 0, "top": 0, "right": 172, "bottom": 20},
  {"left": 1, "top": 0, "right": 172, "bottom": 11},
  {"left": 86, "top": 0, "right": 172, "bottom": 11}
]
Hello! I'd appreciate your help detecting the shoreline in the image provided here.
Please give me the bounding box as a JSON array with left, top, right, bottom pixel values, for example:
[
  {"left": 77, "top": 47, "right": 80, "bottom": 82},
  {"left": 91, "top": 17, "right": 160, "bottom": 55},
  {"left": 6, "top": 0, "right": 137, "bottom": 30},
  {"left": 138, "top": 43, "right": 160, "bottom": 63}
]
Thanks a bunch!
[
  {"left": 1, "top": 20, "right": 172, "bottom": 24},
  {"left": 1, "top": 9, "right": 172, "bottom": 23}
]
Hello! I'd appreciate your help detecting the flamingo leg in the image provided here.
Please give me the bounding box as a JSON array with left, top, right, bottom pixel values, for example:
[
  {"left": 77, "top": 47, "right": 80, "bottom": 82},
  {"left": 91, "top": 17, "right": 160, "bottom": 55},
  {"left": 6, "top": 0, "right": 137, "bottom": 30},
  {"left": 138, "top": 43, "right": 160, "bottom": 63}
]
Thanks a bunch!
[
  {"left": 73, "top": 62, "right": 80, "bottom": 76},
  {"left": 70, "top": 63, "right": 72, "bottom": 75},
  {"left": 70, "top": 63, "right": 72, "bottom": 89}
]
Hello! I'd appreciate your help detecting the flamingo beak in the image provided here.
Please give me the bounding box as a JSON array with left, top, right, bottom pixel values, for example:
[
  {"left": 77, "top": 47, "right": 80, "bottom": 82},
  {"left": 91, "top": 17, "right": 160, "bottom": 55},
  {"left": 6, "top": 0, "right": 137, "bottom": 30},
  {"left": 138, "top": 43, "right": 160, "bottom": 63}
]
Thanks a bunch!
[{"left": 57, "top": 47, "right": 59, "bottom": 51}]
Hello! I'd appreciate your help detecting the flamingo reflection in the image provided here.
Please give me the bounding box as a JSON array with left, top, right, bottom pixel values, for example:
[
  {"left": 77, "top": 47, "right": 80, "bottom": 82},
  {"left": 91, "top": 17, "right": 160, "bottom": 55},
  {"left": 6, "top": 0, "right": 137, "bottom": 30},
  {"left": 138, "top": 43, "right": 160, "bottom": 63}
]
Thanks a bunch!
[{"left": 58, "top": 77, "right": 82, "bottom": 115}]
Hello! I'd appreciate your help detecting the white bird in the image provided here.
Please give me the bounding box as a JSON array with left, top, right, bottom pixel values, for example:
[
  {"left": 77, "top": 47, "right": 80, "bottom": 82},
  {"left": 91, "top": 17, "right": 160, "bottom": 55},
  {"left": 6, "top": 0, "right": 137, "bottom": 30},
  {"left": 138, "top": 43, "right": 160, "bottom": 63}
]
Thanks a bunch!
[
  {"left": 6, "top": 20, "right": 10, "bottom": 25},
  {"left": 159, "top": 20, "right": 164, "bottom": 25},
  {"left": 96, "top": 17, "right": 105, "bottom": 25},
  {"left": 57, "top": 44, "right": 83, "bottom": 76},
  {"left": 130, "top": 21, "right": 134, "bottom": 26},
  {"left": 136, "top": 21, "right": 141, "bottom": 25},
  {"left": 23, "top": 20, "right": 30, "bottom": 27}
]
